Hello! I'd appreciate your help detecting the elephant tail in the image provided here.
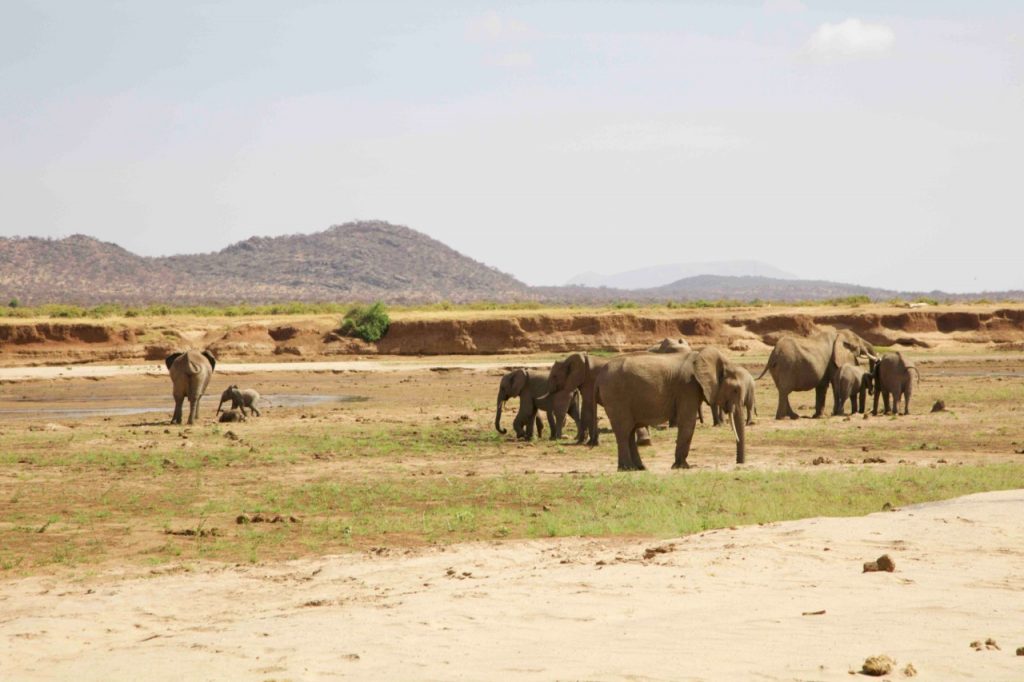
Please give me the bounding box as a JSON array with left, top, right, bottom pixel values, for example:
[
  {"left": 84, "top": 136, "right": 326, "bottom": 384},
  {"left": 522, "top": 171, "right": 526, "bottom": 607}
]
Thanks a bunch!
[
  {"left": 755, "top": 348, "right": 776, "bottom": 381},
  {"left": 909, "top": 365, "right": 922, "bottom": 386}
]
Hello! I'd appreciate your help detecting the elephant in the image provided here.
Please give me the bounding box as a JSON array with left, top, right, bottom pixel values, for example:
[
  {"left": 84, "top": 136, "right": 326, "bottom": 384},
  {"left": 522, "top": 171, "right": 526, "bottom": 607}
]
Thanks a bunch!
[
  {"left": 218, "top": 409, "right": 246, "bottom": 423},
  {"left": 832, "top": 363, "right": 873, "bottom": 415},
  {"left": 165, "top": 350, "right": 217, "bottom": 425},
  {"left": 647, "top": 338, "right": 692, "bottom": 353},
  {"left": 546, "top": 353, "right": 653, "bottom": 446},
  {"left": 596, "top": 346, "right": 747, "bottom": 471},
  {"left": 217, "top": 385, "right": 262, "bottom": 417},
  {"left": 872, "top": 352, "right": 921, "bottom": 416},
  {"left": 648, "top": 338, "right": 714, "bottom": 426},
  {"left": 714, "top": 365, "right": 756, "bottom": 426},
  {"left": 756, "top": 329, "right": 878, "bottom": 419},
  {"left": 494, "top": 369, "right": 582, "bottom": 441}
]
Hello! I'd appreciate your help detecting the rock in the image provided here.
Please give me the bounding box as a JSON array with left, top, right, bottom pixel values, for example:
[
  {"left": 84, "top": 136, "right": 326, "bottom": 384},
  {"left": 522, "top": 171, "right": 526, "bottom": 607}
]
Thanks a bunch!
[
  {"left": 811, "top": 456, "right": 831, "bottom": 466},
  {"left": 1016, "top": 646, "right": 1024, "bottom": 656},
  {"left": 931, "top": 400, "right": 946, "bottom": 412},
  {"left": 903, "top": 663, "right": 917, "bottom": 677},
  {"left": 861, "top": 655, "right": 895, "bottom": 676},
  {"left": 863, "top": 554, "right": 896, "bottom": 573}
]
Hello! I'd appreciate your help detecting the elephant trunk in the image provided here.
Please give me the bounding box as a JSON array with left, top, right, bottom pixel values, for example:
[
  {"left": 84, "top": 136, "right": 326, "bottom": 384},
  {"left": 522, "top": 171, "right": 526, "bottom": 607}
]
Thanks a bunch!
[
  {"left": 732, "top": 403, "right": 746, "bottom": 464},
  {"left": 216, "top": 399, "right": 224, "bottom": 414},
  {"left": 494, "top": 395, "right": 507, "bottom": 434}
]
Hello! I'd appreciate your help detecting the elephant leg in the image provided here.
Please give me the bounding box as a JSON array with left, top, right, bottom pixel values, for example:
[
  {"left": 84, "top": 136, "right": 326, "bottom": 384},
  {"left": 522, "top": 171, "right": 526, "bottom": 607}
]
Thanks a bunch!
[
  {"left": 831, "top": 379, "right": 842, "bottom": 416},
  {"left": 567, "top": 396, "right": 583, "bottom": 439},
  {"left": 903, "top": 384, "right": 912, "bottom": 415},
  {"left": 882, "top": 391, "right": 892, "bottom": 415},
  {"left": 171, "top": 395, "right": 185, "bottom": 424},
  {"left": 812, "top": 381, "right": 828, "bottom": 418},
  {"left": 711, "top": 404, "right": 722, "bottom": 427},
  {"left": 628, "top": 427, "right": 646, "bottom": 470},
  {"left": 546, "top": 409, "right": 557, "bottom": 441},
  {"left": 776, "top": 390, "right": 798, "bottom": 420},
  {"left": 671, "top": 409, "right": 698, "bottom": 469},
  {"left": 613, "top": 422, "right": 642, "bottom": 471},
  {"left": 850, "top": 391, "right": 858, "bottom": 415},
  {"left": 696, "top": 403, "right": 704, "bottom": 425},
  {"left": 251, "top": 405, "right": 261, "bottom": 417},
  {"left": 893, "top": 388, "right": 903, "bottom": 416},
  {"left": 587, "top": 401, "right": 602, "bottom": 447},
  {"left": 636, "top": 426, "right": 652, "bottom": 447}
]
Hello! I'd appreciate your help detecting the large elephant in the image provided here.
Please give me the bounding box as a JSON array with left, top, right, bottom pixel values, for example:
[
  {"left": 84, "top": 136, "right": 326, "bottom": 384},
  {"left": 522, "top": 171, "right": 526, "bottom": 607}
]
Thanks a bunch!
[
  {"left": 546, "top": 353, "right": 653, "bottom": 446},
  {"left": 596, "top": 347, "right": 747, "bottom": 471},
  {"left": 832, "top": 363, "right": 873, "bottom": 415},
  {"left": 756, "top": 329, "right": 878, "bottom": 419},
  {"left": 872, "top": 352, "right": 920, "bottom": 416},
  {"left": 494, "top": 369, "right": 581, "bottom": 441},
  {"left": 165, "top": 350, "right": 217, "bottom": 425}
]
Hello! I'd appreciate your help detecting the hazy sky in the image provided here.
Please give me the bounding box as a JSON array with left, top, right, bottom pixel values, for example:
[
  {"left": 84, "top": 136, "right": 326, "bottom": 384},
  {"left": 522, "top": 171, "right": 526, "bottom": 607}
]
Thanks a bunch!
[{"left": 2, "top": 1, "right": 1023, "bottom": 292}]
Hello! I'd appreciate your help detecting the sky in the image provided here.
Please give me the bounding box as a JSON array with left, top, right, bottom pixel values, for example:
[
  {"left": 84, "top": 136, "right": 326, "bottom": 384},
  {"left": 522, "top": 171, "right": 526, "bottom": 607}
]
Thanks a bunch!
[{"left": 2, "top": 0, "right": 1023, "bottom": 293}]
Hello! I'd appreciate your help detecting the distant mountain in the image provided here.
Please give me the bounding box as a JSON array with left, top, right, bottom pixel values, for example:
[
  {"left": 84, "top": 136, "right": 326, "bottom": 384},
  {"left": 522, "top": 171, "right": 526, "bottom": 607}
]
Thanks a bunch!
[
  {"left": 0, "top": 222, "right": 527, "bottom": 305},
  {"left": 644, "top": 274, "right": 899, "bottom": 301},
  {"left": 1, "top": 223, "right": 1019, "bottom": 306},
  {"left": 566, "top": 261, "right": 797, "bottom": 289}
]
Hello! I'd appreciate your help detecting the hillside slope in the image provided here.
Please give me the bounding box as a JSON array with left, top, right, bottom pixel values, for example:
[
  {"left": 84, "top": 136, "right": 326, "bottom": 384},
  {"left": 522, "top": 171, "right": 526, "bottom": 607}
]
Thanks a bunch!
[{"left": 0, "top": 222, "right": 528, "bottom": 305}]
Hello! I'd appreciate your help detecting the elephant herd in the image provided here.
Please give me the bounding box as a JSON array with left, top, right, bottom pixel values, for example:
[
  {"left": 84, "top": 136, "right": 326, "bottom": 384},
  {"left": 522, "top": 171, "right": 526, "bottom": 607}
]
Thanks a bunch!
[
  {"left": 495, "top": 331, "right": 921, "bottom": 472},
  {"left": 164, "top": 330, "right": 921, "bottom": 472},
  {"left": 164, "top": 350, "right": 262, "bottom": 424}
]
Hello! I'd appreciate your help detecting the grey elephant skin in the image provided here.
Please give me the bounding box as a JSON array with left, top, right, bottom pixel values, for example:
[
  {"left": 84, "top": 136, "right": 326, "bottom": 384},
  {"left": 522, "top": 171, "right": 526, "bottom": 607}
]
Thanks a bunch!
[
  {"left": 757, "top": 329, "right": 877, "bottom": 419},
  {"left": 217, "top": 385, "right": 262, "bottom": 417},
  {"left": 546, "top": 352, "right": 653, "bottom": 446},
  {"left": 832, "top": 363, "right": 873, "bottom": 415},
  {"left": 494, "top": 369, "right": 582, "bottom": 441},
  {"left": 596, "top": 346, "right": 747, "bottom": 471},
  {"left": 165, "top": 350, "right": 217, "bottom": 425},
  {"left": 872, "top": 352, "right": 920, "bottom": 415}
]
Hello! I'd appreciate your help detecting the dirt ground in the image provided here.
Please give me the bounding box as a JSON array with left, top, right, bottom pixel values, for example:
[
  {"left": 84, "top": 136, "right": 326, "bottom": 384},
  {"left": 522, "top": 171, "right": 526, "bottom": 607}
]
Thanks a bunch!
[{"left": 1, "top": 349, "right": 1023, "bottom": 679}]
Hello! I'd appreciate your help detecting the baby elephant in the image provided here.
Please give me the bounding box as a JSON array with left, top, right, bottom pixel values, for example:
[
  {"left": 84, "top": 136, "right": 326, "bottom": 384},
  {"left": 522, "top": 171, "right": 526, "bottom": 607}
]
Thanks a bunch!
[
  {"left": 832, "top": 363, "right": 873, "bottom": 415},
  {"left": 218, "top": 409, "right": 246, "bottom": 423},
  {"left": 217, "top": 385, "right": 262, "bottom": 417}
]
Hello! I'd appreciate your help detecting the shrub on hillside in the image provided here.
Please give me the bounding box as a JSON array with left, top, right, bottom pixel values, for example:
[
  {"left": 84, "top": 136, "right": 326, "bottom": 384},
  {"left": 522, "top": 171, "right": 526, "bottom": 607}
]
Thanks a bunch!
[{"left": 340, "top": 302, "right": 390, "bottom": 342}]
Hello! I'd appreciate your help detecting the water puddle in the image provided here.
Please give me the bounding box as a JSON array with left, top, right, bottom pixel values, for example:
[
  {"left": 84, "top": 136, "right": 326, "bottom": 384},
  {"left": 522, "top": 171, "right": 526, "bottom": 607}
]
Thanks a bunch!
[{"left": 0, "top": 394, "right": 367, "bottom": 419}]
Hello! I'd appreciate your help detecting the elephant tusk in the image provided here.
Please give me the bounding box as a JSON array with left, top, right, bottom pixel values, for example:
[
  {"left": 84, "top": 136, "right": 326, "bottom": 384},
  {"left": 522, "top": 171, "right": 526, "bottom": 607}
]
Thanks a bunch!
[{"left": 728, "top": 406, "right": 740, "bottom": 443}]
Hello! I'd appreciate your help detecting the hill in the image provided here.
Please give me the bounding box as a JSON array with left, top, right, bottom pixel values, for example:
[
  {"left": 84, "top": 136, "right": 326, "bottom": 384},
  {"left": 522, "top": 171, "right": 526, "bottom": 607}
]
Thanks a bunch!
[
  {"left": 0, "top": 222, "right": 528, "bottom": 305},
  {"left": 566, "top": 261, "right": 797, "bottom": 289},
  {"left": 1, "top": 222, "right": 1020, "bottom": 306}
]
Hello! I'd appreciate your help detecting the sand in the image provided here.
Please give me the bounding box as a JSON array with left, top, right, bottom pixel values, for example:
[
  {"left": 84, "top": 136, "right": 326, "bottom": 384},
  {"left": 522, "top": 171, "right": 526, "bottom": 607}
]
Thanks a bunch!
[{"left": 2, "top": 490, "right": 1022, "bottom": 681}]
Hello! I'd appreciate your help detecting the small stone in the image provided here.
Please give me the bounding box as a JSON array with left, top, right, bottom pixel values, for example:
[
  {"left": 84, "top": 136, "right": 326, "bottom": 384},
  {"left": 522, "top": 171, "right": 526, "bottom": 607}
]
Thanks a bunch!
[
  {"left": 863, "top": 554, "right": 895, "bottom": 573},
  {"left": 1015, "top": 646, "right": 1024, "bottom": 656},
  {"left": 903, "top": 663, "right": 917, "bottom": 677},
  {"left": 931, "top": 400, "right": 946, "bottom": 412},
  {"left": 861, "top": 655, "right": 895, "bottom": 676}
]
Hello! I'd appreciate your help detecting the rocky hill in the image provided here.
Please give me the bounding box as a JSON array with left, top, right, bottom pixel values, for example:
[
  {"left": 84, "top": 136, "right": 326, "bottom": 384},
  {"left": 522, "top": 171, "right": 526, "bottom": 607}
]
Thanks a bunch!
[
  {"left": 0, "top": 222, "right": 529, "bottom": 305},
  {"left": 1, "top": 222, "right": 1021, "bottom": 305}
]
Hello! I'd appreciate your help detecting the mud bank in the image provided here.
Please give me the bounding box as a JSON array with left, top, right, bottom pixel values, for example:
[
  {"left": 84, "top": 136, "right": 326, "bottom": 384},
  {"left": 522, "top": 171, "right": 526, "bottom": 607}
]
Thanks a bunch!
[{"left": 2, "top": 307, "right": 1023, "bottom": 366}]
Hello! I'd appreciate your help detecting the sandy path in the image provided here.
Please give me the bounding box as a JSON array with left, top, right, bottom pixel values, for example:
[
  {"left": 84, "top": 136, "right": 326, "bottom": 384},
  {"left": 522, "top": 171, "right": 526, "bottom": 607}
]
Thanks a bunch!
[
  {"left": 2, "top": 490, "right": 1022, "bottom": 680},
  {"left": 0, "top": 359, "right": 553, "bottom": 382}
]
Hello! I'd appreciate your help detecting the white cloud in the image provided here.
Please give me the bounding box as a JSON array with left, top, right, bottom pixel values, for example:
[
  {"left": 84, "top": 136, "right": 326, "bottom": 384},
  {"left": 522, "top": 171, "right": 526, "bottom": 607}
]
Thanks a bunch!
[
  {"left": 466, "top": 11, "right": 530, "bottom": 42},
  {"left": 764, "top": 0, "right": 806, "bottom": 14},
  {"left": 805, "top": 19, "right": 895, "bottom": 60},
  {"left": 491, "top": 51, "right": 534, "bottom": 68}
]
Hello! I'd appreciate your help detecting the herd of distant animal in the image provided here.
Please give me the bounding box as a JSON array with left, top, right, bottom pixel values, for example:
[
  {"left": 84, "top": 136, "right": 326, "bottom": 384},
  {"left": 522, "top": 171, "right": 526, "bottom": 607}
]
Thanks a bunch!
[{"left": 164, "top": 328, "right": 920, "bottom": 472}]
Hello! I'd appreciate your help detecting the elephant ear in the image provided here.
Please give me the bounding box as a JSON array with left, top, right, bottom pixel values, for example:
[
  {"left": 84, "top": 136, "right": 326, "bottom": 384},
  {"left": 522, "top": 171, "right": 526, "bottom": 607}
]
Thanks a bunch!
[
  {"left": 510, "top": 369, "right": 528, "bottom": 396},
  {"left": 693, "top": 347, "right": 724, "bottom": 406},
  {"left": 202, "top": 349, "right": 217, "bottom": 371},
  {"left": 831, "top": 333, "right": 854, "bottom": 369},
  {"left": 164, "top": 352, "right": 183, "bottom": 371}
]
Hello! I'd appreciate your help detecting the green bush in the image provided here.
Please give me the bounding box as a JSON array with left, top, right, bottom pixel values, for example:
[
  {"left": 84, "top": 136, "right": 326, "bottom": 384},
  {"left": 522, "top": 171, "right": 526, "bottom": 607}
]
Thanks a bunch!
[{"left": 340, "top": 302, "right": 390, "bottom": 342}]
